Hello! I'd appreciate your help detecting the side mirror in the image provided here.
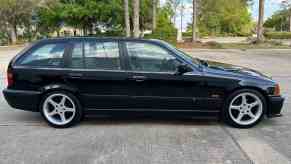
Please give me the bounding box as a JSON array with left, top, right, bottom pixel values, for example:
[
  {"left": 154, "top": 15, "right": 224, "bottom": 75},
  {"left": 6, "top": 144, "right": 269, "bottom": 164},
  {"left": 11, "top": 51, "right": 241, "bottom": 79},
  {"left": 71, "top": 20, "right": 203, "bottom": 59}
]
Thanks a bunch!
[{"left": 175, "top": 64, "right": 192, "bottom": 75}]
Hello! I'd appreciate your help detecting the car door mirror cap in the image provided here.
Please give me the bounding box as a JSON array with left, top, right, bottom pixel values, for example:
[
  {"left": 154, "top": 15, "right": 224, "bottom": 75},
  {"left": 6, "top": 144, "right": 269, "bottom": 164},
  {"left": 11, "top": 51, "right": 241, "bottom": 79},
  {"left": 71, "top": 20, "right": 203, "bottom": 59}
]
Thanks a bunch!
[{"left": 175, "top": 64, "right": 193, "bottom": 75}]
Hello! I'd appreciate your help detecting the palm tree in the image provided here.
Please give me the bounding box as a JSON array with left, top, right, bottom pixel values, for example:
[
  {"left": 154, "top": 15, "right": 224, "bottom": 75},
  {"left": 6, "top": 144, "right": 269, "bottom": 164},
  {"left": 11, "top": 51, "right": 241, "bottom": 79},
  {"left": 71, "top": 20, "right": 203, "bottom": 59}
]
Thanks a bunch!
[
  {"left": 133, "top": 0, "right": 140, "bottom": 38},
  {"left": 152, "top": 0, "right": 157, "bottom": 32},
  {"left": 192, "top": 0, "right": 197, "bottom": 42},
  {"left": 257, "top": 0, "right": 265, "bottom": 42},
  {"left": 124, "top": 0, "right": 130, "bottom": 37}
]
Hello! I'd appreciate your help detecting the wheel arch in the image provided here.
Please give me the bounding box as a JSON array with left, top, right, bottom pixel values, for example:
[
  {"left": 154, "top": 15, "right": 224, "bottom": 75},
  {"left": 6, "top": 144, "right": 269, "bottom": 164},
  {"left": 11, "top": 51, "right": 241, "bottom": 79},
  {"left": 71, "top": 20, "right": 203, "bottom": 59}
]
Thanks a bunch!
[
  {"left": 37, "top": 84, "right": 82, "bottom": 111},
  {"left": 226, "top": 86, "right": 270, "bottom": 115}
]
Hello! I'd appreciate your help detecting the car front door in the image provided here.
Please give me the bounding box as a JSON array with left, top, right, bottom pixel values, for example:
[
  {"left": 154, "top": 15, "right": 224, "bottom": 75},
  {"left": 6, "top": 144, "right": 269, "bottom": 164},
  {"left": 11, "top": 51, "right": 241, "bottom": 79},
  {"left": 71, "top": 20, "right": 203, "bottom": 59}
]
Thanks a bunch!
[
  {"left": 65, "top": 39, "right": 132, "bottom": 110},
  {"left": 123, "top": 41, "right": 210, "bottom": 111}
]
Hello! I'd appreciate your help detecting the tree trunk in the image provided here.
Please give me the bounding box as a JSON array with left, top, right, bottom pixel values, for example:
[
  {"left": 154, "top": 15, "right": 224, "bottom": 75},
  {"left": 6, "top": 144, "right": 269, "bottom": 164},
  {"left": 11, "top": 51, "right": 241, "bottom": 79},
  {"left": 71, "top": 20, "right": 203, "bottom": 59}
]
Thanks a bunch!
[
  {"left": 178, "top": 2, "right": 184, "bottom": 42},
  {"left": 289, "top": 15, "right": 291, "bottom": 32},
  {"left": 89, "top": 23, "right": 94, "bottom": 35},
  {"left": 192, "top": 0, "right": 197, "bottom": 42},
  {"left": 152, "top": 0, "right": 157, "bottom": 32},
  {"left": 57, "top": 30, "right": 60, "bottom": 37},
  {"left": 74, "top": 29, "right": 77, "bottom": 36},
  {"left": 83, "top": 27, "right": 87, "bottom": 36},
  {"left": 257, "top": 0, "right": 265, "bottom": 42},
  {"left": 10, "top": 24, "right": 17, "bottom": 44},
  {"left": 27, "top": 24, "right": 32, "bottom": 42},
  {"left": 133, "top": 0, "right": 140, "bottom": 38},
  {"left": 124, "top": 0, "right": 131, "bottom": 37}
]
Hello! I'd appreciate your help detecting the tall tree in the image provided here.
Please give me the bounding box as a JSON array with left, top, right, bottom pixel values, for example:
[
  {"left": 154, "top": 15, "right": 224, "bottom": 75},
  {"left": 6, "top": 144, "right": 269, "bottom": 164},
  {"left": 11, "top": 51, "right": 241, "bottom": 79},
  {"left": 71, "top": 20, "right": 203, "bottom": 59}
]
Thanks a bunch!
[
  {"left": 192, "top": 0, "right": 198, "bottom": 42},
  {"left": 124, "top": 0, "right": 130, "bottom": 37},
  {"left": 257, "top": 0, "right": 265, "bottom": 42},
  {"left": 188, "top": 0, "right": 252, "bottom": 36},
  {"left": 166, "top": 0, "right": 181, "bottom": 25},
  {"left": 139, "top": 0, "right": 152, "bottom": 35},
  {"left": 281, "top": 0, "right": 291, "bottom": 32},
  {"left": 133, "top": 0, "right": 140, "bottom": 38},
  {"left": 264, "top": 1, "right": 291, "bottom": 32},
  {"left": 152, "top": 0, "right": 157, "bottom": 31},
  {"left": 0, "top": 0, "right": 38, "bottom": 44},
  {"left": 37, "top": 0, "right": 63, "bottom": 37}
]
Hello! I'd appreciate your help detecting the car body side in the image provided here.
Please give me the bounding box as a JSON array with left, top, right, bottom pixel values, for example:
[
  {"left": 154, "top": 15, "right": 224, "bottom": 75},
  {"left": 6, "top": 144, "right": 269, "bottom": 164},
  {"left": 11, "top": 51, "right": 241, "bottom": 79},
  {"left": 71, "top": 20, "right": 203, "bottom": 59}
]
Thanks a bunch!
[{"left": 2, "top": 38, "right": 284, "bottom": 118}]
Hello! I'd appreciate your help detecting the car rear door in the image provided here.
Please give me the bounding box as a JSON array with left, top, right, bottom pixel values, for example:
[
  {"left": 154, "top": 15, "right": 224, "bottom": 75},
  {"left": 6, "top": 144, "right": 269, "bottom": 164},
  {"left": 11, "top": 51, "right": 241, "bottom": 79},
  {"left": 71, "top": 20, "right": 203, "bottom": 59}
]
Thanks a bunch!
[{"left": 65, "top": 38, "right": 132, "bottom": 110}]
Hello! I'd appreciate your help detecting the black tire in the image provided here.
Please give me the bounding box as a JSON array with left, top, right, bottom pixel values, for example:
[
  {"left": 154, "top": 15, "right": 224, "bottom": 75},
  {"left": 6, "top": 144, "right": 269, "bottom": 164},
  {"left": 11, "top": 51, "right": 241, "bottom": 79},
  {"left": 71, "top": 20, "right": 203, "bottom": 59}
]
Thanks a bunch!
[
  {"left": 39, "top": 91, "right": 83, "bottom": 128},
  {"left": 223, "top": 89, "right": 266, "bottom": 128}
]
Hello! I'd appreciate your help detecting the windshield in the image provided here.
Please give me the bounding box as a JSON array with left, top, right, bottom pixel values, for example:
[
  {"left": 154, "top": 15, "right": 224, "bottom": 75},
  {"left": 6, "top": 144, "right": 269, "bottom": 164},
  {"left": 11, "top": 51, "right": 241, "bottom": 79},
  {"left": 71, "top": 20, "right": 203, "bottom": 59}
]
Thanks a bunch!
[
  {"left": 175, "top": 49, "right": 201, "bottom": 65},
  {"left": 158, "top": 40, "right": 201, "bottom": 66}
]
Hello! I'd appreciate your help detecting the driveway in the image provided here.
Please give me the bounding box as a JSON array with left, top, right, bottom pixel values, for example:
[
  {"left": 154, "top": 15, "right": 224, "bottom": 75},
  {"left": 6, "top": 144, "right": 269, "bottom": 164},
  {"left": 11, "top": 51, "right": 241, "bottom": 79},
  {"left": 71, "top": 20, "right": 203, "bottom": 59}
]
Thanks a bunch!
[{"left": 0, "top": 47, "right": 290, "bottom": 164}]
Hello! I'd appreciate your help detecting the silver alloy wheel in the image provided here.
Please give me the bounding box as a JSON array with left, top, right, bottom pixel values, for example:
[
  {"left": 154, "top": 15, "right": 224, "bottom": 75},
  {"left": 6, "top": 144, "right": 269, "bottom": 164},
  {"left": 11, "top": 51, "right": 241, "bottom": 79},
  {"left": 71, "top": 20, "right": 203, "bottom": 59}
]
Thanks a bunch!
[
  {"left": 43, "top": 93, "right": 76, "bottom": 125},
  {"left": 229, "top": 92, "right": 263, "bottom": 126}
]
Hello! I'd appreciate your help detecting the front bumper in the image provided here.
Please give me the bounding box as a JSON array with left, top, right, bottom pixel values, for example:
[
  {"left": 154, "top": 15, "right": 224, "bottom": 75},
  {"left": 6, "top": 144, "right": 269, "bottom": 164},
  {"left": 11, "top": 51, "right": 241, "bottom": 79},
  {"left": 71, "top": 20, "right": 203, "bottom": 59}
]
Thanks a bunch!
[
  {"left": 2, "top": 89, "right": 41, "bottom": 112},
  {"left": 267, "top": 95, "right": 285, "bottom": 117}
]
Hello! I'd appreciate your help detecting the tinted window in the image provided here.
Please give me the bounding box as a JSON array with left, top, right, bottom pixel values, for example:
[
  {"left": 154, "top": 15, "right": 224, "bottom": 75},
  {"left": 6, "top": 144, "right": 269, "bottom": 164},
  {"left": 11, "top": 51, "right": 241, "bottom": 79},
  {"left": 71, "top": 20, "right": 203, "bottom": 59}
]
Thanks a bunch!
[
  {"left": 85, "top": 41, "right": 120, "bottom": 70},
  {"left": 126, "top": 42, "right": 180, "bottom": 72},
  {"left": 71, "top": 42, "right": 83, "bottom": 68},
  {"left": 19, "top": 43, "right": 66, "bottom": 67}
]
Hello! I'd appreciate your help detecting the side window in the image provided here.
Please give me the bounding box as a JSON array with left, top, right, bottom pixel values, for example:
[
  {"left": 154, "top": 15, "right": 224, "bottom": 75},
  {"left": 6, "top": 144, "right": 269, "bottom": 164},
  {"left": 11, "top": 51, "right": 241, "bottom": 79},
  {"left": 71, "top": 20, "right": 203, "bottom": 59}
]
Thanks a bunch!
[
  {"left": 126, "top": 42, "right": 180, "bottom": 72},
  {"left": 71, "top": 42, "right": 83, "bottom": 68},
  {"left": 84, "top": 41, "right": 121, "bottom": 70},
  {"left": 19, "top": 43, "right": 66, "bottom": 67}
]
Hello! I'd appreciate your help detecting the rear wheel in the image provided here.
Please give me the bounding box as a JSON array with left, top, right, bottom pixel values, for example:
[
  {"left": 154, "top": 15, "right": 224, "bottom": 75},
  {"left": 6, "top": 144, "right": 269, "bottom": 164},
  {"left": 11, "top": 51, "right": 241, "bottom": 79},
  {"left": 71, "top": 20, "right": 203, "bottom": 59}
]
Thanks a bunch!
[
  {"left": 40, "top": 91, "right": 83, "bottom": 128},
  {"left": 223, "top": 89, "right": 266, "bottom": 128}
]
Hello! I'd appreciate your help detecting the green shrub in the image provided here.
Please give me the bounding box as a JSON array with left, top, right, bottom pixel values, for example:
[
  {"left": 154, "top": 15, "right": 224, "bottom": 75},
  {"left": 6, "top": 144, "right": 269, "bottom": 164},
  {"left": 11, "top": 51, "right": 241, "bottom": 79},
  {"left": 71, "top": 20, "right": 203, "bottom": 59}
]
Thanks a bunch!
[
  {"left": 264, "top": 32, "right": 291, "bottom": 39},
  {"left": 0, "top": 32, "right": 8, "bottom": 46}
]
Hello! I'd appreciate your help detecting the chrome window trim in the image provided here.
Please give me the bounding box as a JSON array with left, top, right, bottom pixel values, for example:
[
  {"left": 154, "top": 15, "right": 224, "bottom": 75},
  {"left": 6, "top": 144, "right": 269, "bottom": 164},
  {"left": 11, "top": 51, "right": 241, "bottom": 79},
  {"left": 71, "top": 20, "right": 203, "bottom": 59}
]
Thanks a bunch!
[
  {"left": 13, "top": 66, "right": 173, "bottom": 74},
  {"left": 13, "top": 65, "right": 202, "bottom": 76}
]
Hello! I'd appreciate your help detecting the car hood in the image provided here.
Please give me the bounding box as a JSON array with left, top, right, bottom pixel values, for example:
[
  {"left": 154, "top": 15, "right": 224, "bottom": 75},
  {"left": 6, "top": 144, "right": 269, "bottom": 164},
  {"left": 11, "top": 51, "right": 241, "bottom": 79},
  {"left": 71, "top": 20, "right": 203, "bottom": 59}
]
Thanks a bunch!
[{"left": 203, "top": 60, "right": 271, "bottom": 79}]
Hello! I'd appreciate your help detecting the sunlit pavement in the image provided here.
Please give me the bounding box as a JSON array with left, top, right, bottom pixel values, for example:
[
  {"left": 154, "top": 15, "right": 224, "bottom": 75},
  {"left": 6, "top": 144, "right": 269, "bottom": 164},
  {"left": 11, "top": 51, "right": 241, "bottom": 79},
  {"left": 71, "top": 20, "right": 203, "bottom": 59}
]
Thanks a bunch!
[{"left": 0, "top": 47, "right": 291, "bottom": 164}]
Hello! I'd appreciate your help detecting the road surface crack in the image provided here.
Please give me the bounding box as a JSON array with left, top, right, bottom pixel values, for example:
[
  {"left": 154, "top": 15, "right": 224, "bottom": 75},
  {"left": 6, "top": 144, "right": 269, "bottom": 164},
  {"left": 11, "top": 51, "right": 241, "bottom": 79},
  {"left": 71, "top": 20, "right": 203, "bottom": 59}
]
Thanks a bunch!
[{"left": 220, "top": 125, "right": 254, "bottom": 164}]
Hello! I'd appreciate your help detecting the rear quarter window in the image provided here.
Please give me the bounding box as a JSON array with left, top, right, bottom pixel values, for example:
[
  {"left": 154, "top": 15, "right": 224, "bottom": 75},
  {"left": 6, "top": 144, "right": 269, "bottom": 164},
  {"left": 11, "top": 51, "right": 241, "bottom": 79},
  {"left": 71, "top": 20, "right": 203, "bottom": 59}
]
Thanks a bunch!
[{"left": 16, "top": 42, "right": 66, "bottom": 68}]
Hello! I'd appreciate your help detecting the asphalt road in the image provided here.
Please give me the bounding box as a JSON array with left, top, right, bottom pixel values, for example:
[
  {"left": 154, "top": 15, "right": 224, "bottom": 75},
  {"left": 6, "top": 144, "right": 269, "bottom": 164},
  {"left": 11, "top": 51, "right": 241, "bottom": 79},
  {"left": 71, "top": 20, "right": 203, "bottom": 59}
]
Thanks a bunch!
[{"left": 0, "top": 47, "right": 291, "bottom": 164}]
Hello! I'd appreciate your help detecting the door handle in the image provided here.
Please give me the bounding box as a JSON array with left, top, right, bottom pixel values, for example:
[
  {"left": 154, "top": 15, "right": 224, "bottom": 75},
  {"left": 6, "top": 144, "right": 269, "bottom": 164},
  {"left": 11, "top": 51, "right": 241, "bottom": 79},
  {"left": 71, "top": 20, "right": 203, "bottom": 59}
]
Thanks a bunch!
[
  {"left": 68, "top": 73, "right": 83, "bottom": 79},
  {"left": 131, "top": 75, "right": 147, "bottom": 82}
]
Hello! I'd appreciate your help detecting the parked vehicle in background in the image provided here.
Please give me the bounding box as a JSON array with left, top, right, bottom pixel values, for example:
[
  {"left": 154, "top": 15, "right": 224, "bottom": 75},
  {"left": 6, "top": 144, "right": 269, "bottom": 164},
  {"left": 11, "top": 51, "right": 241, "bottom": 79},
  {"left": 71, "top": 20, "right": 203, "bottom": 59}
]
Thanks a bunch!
[{"left": 3, "top": 37, "right": 284, "bottom": 128}]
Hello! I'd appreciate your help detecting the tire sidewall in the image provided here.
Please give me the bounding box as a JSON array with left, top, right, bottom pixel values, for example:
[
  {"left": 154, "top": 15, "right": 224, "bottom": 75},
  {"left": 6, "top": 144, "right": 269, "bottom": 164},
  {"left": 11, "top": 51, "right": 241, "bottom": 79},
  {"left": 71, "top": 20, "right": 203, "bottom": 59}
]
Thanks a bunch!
[
  {"left": 40, "top": 91, "right": 83, "bottom": 128},
  {"left": 223, "top": 89, "right": 266, "bottom": 128}
]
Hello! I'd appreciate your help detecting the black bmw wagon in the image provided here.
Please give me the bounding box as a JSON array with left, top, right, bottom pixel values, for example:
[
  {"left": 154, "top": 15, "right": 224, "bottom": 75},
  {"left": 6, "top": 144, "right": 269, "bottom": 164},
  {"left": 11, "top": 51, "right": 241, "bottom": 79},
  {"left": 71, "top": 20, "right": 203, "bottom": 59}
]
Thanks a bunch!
[{"left": 3, "top": 37, "right": 284, "bottom": 128}]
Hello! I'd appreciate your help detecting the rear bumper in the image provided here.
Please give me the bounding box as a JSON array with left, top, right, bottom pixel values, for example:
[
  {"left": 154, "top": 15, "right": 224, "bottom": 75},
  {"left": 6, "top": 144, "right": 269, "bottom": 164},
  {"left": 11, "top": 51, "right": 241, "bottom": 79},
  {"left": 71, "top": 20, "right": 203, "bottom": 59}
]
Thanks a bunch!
[
  {"left": 267, "top": 95, "right": 285, "bottom": 117},
  {"left": 2, "top": 89, "right": 41, "bottom": 112}
]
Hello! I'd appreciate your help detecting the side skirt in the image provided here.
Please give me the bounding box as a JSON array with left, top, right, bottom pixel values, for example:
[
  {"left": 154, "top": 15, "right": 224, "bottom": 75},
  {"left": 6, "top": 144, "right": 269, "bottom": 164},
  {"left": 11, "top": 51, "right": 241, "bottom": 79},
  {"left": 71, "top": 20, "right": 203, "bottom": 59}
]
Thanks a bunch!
[{"left": 84, "top": 108, "right": 220, "bottom": 118}]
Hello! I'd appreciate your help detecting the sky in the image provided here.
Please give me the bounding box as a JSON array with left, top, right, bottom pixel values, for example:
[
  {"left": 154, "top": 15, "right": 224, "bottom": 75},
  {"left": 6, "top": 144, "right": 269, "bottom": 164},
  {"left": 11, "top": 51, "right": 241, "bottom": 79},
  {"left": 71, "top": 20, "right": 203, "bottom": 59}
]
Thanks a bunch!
[
  {"left": 252, "top": 0, "right": 283, "bottom": 20},
  {"left": 160, "top": 0, "right": 285, "bottom": 31}
]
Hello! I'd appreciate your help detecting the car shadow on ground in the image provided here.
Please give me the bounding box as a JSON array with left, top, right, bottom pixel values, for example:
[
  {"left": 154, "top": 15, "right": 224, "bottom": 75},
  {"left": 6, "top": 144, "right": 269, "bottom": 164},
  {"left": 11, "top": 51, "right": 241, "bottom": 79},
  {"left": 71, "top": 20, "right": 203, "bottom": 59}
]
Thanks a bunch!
[
  {"left": 3, "top": 110, "right": 282, "bottom": 128},
  {"left": 82, "top": 114, "right": 221, "bottom": 127}
]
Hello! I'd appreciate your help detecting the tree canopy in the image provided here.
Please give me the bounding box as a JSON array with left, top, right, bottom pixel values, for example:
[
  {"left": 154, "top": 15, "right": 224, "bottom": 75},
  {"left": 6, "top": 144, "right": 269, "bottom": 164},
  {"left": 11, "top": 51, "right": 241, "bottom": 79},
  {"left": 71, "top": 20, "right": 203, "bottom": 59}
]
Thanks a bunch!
[
  {"left": 0, "top": 0, "right": 257, "bottom": 45},
  {"left": 187, "top": 0, "right": 253, "bottom": 36}
]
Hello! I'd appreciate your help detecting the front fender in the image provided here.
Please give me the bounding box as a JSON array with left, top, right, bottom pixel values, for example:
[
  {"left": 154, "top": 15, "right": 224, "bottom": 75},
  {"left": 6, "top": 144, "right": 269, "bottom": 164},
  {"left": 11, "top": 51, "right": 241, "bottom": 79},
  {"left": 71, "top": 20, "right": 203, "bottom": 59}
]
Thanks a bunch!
[{"left": 238, "top": 79, "right": 275, "bottom": 95}]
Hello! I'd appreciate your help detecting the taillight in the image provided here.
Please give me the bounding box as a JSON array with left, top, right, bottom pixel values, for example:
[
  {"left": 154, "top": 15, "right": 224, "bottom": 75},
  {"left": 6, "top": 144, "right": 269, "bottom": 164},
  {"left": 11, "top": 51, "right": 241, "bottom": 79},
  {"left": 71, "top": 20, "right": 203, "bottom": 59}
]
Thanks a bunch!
[
  {"left": 7, "top": 69, "right": 14, "bottom": 87},
  {"left": 274, "top": 84, "right": 280, "bottom": 96}
]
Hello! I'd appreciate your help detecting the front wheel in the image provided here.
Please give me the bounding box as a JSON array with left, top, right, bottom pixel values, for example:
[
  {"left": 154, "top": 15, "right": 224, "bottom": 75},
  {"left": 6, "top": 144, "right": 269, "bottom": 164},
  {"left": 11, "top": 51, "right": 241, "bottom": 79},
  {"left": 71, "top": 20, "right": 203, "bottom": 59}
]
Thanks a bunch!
[
  {"left": 40, "top": 91, "right": 83, "bottom": 128},
  {"left": 223, "top": 89, "right": 266, "bottom": 128}
]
